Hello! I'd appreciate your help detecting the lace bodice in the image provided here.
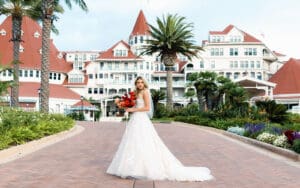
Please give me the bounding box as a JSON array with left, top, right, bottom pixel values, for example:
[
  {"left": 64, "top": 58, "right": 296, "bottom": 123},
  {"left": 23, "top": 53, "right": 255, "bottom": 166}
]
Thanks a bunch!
[{"left": 135, "top": 98, "right": 144, "bottom": 108}]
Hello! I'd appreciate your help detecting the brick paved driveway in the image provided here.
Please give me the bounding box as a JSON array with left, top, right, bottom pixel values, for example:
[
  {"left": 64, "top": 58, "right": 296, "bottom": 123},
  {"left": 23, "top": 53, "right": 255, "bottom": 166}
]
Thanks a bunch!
[{"left": 0, "top": 121, "right": 299, "bottom": 188}]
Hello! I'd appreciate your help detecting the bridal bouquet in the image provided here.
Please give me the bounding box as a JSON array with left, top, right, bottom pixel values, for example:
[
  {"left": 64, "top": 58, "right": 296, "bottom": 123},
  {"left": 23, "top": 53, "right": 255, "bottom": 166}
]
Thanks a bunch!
[
  {"left": 115, "top": 91, "right": 136, "bottom": 109},
  {"left": 115, "top": 92, "right": 136, "bottom": 120}
]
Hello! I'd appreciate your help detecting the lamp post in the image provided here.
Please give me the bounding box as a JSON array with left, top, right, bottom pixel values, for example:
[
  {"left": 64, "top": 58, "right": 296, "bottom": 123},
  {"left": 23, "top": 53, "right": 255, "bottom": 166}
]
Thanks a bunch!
[
  {"left": 80, "top": 96, "right": 84, "bottom": 118},
  {"left": 38, "top": 88, "right": 41, "bottom": 111}
]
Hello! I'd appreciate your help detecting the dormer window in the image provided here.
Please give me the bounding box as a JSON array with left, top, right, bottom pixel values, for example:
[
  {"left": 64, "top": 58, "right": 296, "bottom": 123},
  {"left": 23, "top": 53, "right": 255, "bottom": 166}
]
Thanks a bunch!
[
  {"left": 34, "top": 31, "right": 40, "bottom": 38},
  {"left": 114, "top": 49, "right": 128, "bottom": 57},
  {"left": 0, "top": 29, "right": 6, "bottom": 36},
  {"left": 57, "top": 52, "right": 63, "bottom": 59},
  {"left": 39, "top": 49, "right": 42, "bottom": 54},
  {"left": 19, "top": 45, "right": 24, "bottom": 52},
  {"left": 21, "top": 30, "right": 24, "bottom": 36}
]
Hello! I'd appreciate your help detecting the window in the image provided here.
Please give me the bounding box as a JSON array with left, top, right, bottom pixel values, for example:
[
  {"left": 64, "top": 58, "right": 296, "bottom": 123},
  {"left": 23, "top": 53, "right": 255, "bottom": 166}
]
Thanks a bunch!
[
  {"left": 88, "top": 88, "right": 92, "bottom": 94},
  {"left": 100, "top": 62, "right": 104, "bottom": 70},
  {"left": 211, "top": 48, "right": 215, "bottom": 56},
  {"left": 234, "top": 61, "right": 238, "bottom": 68},
  {"left": 257, "top": 72, "right": 262, "bottom": 80},
  {"left": 58, "top": 73, "right": 61, "bottom": 80},
  {"left": 115, "top": 62, "right": 119, "bottom": 69},
  {"left": 210, "top": 61, "right": 215, "bottom": 69},
  {"left": 140, "top": 36, "right": 143, "bottom": 43},
  {"left": 245, "top": 61, "right": 249, "bottom": 68},
  {"left": 146, "top": 62, "right": 149, "bottom": 70},
  {"left": 99, "top": 88, "right": 104, "bottom": 94},
  {"left": 230, "top": 48, "right": 238, "bottom": 56},
  {"left": 24, "top": 70, "right": 28, "bottom": 77},
  {"left": 240, "top": 61, "right": 245, "bottom": 68},
  {"left": 134, "top": 62, "right": 137, "bottom": 69},
  {"left": 49, "top": 72, "right": 52, "bottom": 79},
  {"left": 256, "top": 61, "right": 261, "bottom": 68},
  {"left": 8, "top": 70, "right": 12, "bottom": 77},
  {"left": 124, "top": 62, "right": 128, "bottom": 70},
  {"left": 29, "top": 70, "right": 33, "bottom": 77},
  {"left": 94, "top": 88, "right": 98, "bottom": 94},
  {"left": 108, "top": 62, "right": 112, "bottom": 70},
  {"left": 36, "top": 70, "right": 39, "bottom": 78},
  {"left": 140, "top": 62, "right": 143, "bottom": 70},
  {"left": 3, "top": 70, "right": 6, "bottom": 76},
  {"left": 134, "top": 36, "right": 137, "bottom": 44},
  {"left": 251, "top": 72, "right": 255, "bottom": 78},
  {"left": 200, "top": 61, "right": 204, "bottom": 68},
  {"left": 220, "top": 48, "right": 224, "bottom": 56},
  {"left": 95, "top": 74, "right": 98, "bottom": 79},
  {"left": 99, "top": 73, "right": 103, "bottom": 78},
  {"left": 250, "top": 61, "right": 255, "bottom": 68},
  {"left": 230, "top": 61, "right": 233, "bottom": 68},
  {"left": 244, "top": 48, "right": 257, "bottom": 56},
  {"left": 234, "top": 72, "right": 239, "bottom": 79},
  {"left": 89, "top": 74, "right": 93, "bottom": 79},
  {"left": 19, "top": 70, "right": 23, "bottom": 77}
]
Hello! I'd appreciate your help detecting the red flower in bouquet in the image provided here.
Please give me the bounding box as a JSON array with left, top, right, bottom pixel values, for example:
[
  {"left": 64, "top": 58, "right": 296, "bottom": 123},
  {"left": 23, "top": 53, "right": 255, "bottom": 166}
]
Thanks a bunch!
[{"left": 115, "top": 91, "right": 136, "bottom": 109}]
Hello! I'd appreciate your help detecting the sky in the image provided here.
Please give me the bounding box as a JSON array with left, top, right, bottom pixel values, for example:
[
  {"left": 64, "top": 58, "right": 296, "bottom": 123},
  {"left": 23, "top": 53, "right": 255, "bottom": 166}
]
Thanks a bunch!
[{"left": 1, "top": 0, "right": 300, "bottom": 58}]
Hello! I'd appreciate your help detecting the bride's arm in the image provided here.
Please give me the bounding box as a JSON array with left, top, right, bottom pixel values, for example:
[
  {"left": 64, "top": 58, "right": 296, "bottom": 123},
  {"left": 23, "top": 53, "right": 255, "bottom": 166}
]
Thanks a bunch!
[{"left": 126, "top": 91, "right": 150, "bottom": 112}]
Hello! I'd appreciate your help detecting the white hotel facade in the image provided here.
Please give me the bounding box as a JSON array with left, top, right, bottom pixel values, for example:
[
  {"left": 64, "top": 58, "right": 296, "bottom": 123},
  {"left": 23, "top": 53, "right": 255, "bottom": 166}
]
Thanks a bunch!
[
  {"left": 63, "top": 11, "right": 287, "bottom": 116},
  {"left": 1, "top": 10, "right": 293, "bottom": 118}
]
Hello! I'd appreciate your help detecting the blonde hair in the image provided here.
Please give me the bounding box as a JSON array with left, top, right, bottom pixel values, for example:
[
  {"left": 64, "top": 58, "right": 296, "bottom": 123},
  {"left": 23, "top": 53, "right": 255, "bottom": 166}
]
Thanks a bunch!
[{"left": 134, "top": 76, "right": 148, "bottom": 95}]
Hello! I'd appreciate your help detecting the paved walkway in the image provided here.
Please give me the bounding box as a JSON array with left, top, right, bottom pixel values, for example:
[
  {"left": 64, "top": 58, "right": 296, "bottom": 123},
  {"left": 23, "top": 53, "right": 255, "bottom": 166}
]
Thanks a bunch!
[{"left": 0, "top": 121, "right": 300, "bottom": 188}]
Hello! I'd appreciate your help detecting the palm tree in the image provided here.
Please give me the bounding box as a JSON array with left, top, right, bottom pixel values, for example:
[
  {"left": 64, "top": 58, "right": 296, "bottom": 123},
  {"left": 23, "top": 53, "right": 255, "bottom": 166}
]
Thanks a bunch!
[
  {"left": 142, "top": 14, "right": 202, "bottom": 109},
  {"left": 40, "top": 0, "right": 88, "bottom": 113},
  {"left": 0, "top": 0, "right": 42, "bottom": 107},
  {"left": 150, "top": 89, "right": 166, "bottom": 113},
  {"left": 187, "top": 71, "right": 218, "bottom": 111}
]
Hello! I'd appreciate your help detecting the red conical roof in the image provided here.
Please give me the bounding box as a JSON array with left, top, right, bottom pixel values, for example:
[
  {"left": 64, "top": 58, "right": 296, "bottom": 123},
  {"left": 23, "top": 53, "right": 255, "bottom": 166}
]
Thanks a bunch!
[
  {"left": 0, "top": 16, "right": 72, "bottom": 73},
  {"left": 130, "top": 10, "right": 149, "bottom": 37},
  {"left": 269, "top": 58, "right": 300, "bottom": 94}
]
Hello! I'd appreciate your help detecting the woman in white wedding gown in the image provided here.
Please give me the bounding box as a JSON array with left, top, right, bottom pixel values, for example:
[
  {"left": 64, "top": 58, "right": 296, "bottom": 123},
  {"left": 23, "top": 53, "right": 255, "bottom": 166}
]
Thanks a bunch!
[{"left": 106, "top": 76, "right": 214, "bottom": 181}]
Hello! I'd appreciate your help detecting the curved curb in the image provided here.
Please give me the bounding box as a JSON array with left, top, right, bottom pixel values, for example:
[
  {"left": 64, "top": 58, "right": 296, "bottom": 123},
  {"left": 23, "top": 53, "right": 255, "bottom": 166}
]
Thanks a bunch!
[
  {"left": 0, "top": 124, "right": 85, "bottom": 165},
  {"left": 171, "top": 122, "right": 300, "bottom": 162},
  {"left": 223, "top": 131, "right": 300, "bottom": 161}
]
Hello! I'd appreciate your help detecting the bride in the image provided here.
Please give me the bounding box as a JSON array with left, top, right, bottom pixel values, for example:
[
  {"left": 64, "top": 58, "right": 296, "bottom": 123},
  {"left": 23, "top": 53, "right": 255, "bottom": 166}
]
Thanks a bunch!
[{"left": 106, "top": 76, "right": 214, "bottom": 181}]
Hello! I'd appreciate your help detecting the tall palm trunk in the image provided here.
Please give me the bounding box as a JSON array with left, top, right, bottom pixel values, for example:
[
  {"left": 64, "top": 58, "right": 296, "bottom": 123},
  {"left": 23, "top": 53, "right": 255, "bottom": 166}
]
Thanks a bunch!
[
  {"left": 166, "top": 68, "right": 173, "bottom": 109},
  {"left": 40, "top": 0, "right": 53, "bottom": 113},
  {"left": 11, "top": 15, "right": 22, "bottom": 107},
  {"left": 162, "top": 54, "right": 176, "bottom": 109}
]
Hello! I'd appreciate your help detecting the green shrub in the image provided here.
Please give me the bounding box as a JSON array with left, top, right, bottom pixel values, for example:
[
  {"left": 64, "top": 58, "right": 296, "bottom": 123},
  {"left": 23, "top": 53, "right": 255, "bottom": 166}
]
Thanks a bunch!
[
  {"left": 289, "top": 113, "right": 300, "bottom": 123},
  {"left": 292, "top": 139, "right": 300, "bottom": 154},
  {"left": 154, "top": 104, "right": 171, "bottom": 118},
  {"left": 0, "top": 109, "right": 74, "bottom": 150}
]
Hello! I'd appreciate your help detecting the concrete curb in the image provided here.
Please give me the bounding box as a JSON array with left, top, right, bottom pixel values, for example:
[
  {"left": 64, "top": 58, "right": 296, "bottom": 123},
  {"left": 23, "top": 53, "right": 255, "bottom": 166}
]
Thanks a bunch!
[
  {"left": 0, "top": 124, "right": 85, "bottom": 165},
  {"left": 172, "top": 121, "right": 300, "bottom": 162},
  {"left": 223, "top": 131, "right": 300, "bottom": 161}
]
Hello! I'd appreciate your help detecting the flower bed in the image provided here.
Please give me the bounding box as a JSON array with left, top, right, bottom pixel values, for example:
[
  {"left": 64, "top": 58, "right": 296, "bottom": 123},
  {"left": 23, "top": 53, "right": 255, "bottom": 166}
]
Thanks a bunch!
[{"left": 0, "top": 108, "right": 74, "bottom": 150}]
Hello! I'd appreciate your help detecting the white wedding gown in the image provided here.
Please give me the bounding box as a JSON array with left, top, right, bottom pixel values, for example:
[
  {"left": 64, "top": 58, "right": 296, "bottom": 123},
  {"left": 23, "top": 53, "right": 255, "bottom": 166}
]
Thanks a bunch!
[{"left": 106, "top": 98, "right": 214, "bottom": 181}]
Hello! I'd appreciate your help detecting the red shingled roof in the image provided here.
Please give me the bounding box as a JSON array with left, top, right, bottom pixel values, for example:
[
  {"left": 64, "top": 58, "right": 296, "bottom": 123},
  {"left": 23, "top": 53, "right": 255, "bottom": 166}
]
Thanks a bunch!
[
  {"left": 13, "top": 82, "right": 81, "bottom": 99},
  {"left": 130, "top": 10, "right": 150, "bottom": 37},
  {"left": 72, "top": 100, "right": 94, "bottom": 107},
  {"left": 98, "top": 40, "right": 142, "bottom": 60},
  {"left": 0, "top": 16, "right": 72, "bottom": 72},
  {"left": 269, "top": 58, "right": 300, "bottom": 95},
  {"left": 209, "top": 24, "right": 261, "bottom": 43}
]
